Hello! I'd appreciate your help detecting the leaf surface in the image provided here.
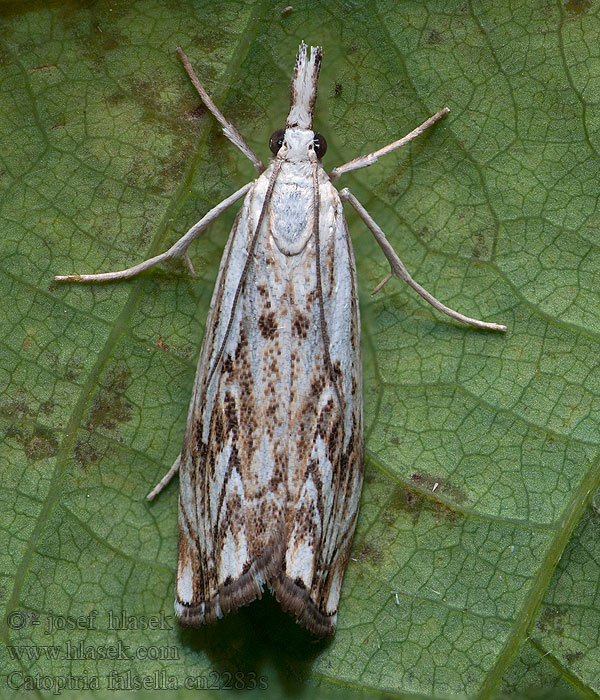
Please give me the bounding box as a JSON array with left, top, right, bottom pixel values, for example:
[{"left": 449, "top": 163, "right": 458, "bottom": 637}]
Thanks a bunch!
[{"left": 0, "top": 1, "right": 598, "bottom": 698}]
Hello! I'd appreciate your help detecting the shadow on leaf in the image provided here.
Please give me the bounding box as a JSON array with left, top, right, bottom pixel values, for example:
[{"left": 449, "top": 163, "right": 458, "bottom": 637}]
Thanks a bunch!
[{"left": 178, "top": 591, "right": 329, "bottom": 692}]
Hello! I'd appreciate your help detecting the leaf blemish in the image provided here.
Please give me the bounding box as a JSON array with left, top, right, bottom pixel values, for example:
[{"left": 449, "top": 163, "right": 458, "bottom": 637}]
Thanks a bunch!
[
  {"left": 1, "top": 396, "right": 33, "bottom": 420},
  {"left": 390, "top": 483, "right": 461, "bottom": 525},
  {"left": 565, "top": 0, "right": 591, "bottom": 14},
  {"left": 352, "top": 540, "right": 383, "bottom": 564},
  {"left": 426, "top": 30, "right": 445, "bottom": 45},
  {"left": 105, "top": 91, "right": 126, "bottom": 106},
  {"left": 159, "top": 150, "right": 188, "bottom": 184},
  {"left": 184, "top": 104, "right": 206, "bottom": 120},
  {"left": 390, "top": 485, "right": 426, "bottom": 523},
  {"left": 472, "top": 232, "right": 489, "bottom": 259},
  {"left": 100, "top": 31, "right": 127, "bottom": 53},
  {"left": 28, "top": 64, "right": 58, "bottom": 72},
  {"left": 566, "top": 650, "right": 584, "bottom": 665},
  {"left": 74, "top": 436, "right": 102, "bottom": 469},
  {"left": 536, "top": 605, "right": 567, "bottom": 635},
  {"left": 40, "top": 400, "right": 55, "bottom": 415},
  {"left": 6, "top": 424, "right": 58, "bottom": 461},
  {"left": 27, "top": 427, "right": 58, "bottom": 460},
  {"left": 87, "top": 364, "right": 132, "bottom": 431}
]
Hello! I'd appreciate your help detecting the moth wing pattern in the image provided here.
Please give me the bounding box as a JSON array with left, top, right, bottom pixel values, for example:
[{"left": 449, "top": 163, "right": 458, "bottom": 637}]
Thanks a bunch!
[
  {"left": 176, "top": 174, "right": 288, "bottom": 625},
  {"left": 270, "top": 175, "right": 363, "bottom": 636},
  {"left": 175, "top": 164, "right": 363, "bottom": 636}
]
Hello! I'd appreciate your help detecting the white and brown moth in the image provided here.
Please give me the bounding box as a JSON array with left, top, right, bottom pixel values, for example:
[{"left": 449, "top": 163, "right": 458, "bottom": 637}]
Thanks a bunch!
[{"left": 57, "top": 43, "right": 506, "bottom": 637}]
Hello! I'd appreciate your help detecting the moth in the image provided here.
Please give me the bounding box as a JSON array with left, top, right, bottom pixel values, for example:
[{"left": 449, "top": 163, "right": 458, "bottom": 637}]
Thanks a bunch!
[{"left": 56, "top": 43, "right": 506, "bottom": 637}]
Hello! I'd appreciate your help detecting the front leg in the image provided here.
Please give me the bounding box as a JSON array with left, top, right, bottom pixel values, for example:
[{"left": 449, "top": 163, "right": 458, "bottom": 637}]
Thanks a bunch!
[
  {"left": 55, "top": 183, "right": 252, "bottom": 283},
  {"left": 176, "top": 49, "right": 265, "bottom": 173},
  {"left": 339, "top": 188, "right": 507, "bottom": 332},
  {"left": 329, "top": 108, "right": 449, "bottom": 182}
]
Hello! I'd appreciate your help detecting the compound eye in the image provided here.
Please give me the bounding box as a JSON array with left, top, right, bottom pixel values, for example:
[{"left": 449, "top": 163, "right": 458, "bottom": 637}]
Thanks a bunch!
[
  {"left": 269, "top": 129, "right": 286, "bottom": 155},
  {"left": 313, "top": 132, "right": 327, "bottom": 159}
]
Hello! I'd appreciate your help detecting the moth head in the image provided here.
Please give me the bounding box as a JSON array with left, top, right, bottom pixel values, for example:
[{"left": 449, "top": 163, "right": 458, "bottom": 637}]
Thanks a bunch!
[
  {"left": 268, "top": 44, "right": 326, "bottom": 162},
  {"left": 286, "top": 42, "right": 322, "bottom": 130},
  {"left": 269, "top": 127, "right": 327, "bottom": 161}
]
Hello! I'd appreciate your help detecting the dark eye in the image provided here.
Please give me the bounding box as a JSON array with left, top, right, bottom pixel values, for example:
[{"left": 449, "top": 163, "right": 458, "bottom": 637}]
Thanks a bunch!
[
  {"left": 269, "top": 129, "right": 286, "bottom": 155},
  {"left": 313, "top": 132, "right": 327, "bottom": 159}
]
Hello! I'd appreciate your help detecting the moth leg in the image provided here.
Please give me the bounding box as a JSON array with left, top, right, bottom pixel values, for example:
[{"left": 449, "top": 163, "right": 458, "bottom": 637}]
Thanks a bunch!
[
  {"left": 176, "top": 48, "right": 265, "bottom": 174},
  {"left": 184, "top": 252, "right": 197, "bottom": 279},
  {"left": 339, "top": 188, "right": 507, "bottom": 332},
  {"left": 147, "top": 453, "right": 181, "bottom": 501},
  {"left": 329, "top": 108, "right": 449, "bottom": 182},
  {"left": 55, "top": 182, "right": 252, "bottom": 283}
]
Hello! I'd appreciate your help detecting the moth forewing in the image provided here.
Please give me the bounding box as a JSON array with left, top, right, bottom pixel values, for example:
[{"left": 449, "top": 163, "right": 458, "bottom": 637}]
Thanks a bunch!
[
  {"left": 176, "top": 126, "right": 362, "bottom": 637},
  {"left": 55, "top": 41, "right": 506, "bottom": 639},
  {"left": 175, "top": 173, "right": 291, "bottom": 625},
  {"left": 271, "top": 178, "right": 362, "bottom": 635}
]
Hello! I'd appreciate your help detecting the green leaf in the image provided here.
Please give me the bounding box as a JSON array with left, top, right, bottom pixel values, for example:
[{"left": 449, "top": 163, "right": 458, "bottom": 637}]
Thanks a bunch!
[
  {"left": 1, "top": 1, "right": 598, "bottom": 698},
  {"left": 526, "top": 499, "right": 600, "bottom": 697}
]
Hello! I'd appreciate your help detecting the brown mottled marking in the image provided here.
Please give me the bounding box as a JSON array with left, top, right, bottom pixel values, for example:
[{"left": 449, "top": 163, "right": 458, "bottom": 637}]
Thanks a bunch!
[
  {"left": 258, "top": 311, "right": 278, "bottom": 339},
  {"left": 223, "top": 393, "right": 238, "bottom": 434},
  {"left": 293, "top": 310, "right": 310, "bottom": 339},
  {"left": 221, "top": 354, "right": 234, "bottom": 375}
]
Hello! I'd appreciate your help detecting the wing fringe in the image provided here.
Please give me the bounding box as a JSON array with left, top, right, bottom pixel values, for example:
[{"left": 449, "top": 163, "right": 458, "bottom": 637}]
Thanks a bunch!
[
  {"left": 176, "top": 535, "right": 284, "bottom": 627},
  {"left": 270, "top": 574, "right": 336, "bottom": 637},
  {"left": 176, "top": 535, "right": 336, "bottom": 637}
]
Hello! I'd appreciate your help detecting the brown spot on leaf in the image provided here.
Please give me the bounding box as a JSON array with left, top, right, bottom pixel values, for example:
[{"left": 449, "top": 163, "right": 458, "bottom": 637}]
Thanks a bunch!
[
  {"left": 106, "top": 91, "right": 126, "bottom": 106},
  {"left": 380, "top": 511, "right": 395, "bottom": 526},
  {"left": 565, "top": 0, "right": 591, "bottom": 13},
  {"left": 29, "top": 64, "right": 57, "bottom": 72},
  {"left": 40, "top": 400, "right": 55, "bottom": 415},
  {"left": 87, "top": 364, "right": 132, "bottom": 431},
  {"left": 159, "top": 149, "right": 187, "bottom": 184},
  {"left": 184, "top": 104, "right": 206, "bottom": 120},
  {"left": 426, "top": 30, "right": 445, "bottom": 45},
  {"left": 472, "top": 232, "right": 488, "bottom": 259},
  {"left": 27, "top": 427, "right": 58, "bottom": 460},
  {"left": 1, "top": 396, "right": 32, "bottom": 420},
  {"left": 65, "top": 360, "right": 84, "bottom": 382},
  {"left": 390, "top": 483, "right": 460, "bottom": 524},
  {"left": 390, "top": 485, "right": 425, "bottom": 524},
  {"left": 74, "top": 437, "right": 102, "bottom": 469},
  {"left": 6, "top": 424, "right": 58, "bottom": 461},
  {"left": 100, "top": 31, "right": 126, "bottom": 52},
  {"left": 536, "top": 606, "right": 566, "bottom": 635},
  {"left": 354, "top": 540, "right": 383, "bottom": 564},
  {"left": 566, "top": 650, "right": 584, "bottom": 665}
]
